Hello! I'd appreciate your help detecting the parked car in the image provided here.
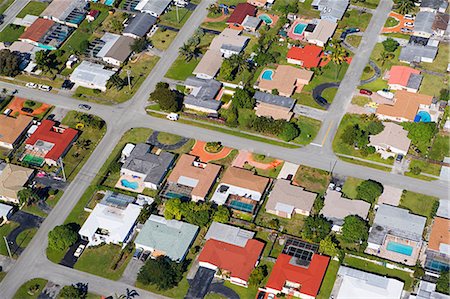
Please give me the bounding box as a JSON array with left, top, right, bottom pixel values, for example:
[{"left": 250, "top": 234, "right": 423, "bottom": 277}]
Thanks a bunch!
[
  {"left": 400, "top": 27, "right": 413, "bottom": 33},
  {"left": 61, "top": 80, "right": 74, "bottom": 90},
  {"left": 166, "top": 113, "right": 179, "bottom": 121},
  {"left": 346, "top": 28, "right": 360, "bottom": 33},
  {"left": 404, "top": 14, "right": 415, "bottom": 20},
  {"left": 256, "top": 291, "right": 266, "bottom": 299},
  {"left": 359, "top": 89, "right": 373, "bottom": 95},
  {"left": 140, "top": 250, "right": 150, "bottom": 261},
  {"left": 133, "top": 248, "right": 143, "bottom": 260},
  {"left": 78, "top": 104, "right": 91, "bottom": 110},
  {"left": 315, "top": 95, "right": 328, "bottom": 107},
  {"left": 396, "top": 154, "right": 404, "bottom": 162},
  {"left": 404, "top": 22, "right": 414, "bottom": 27},
  {"left": 26, "top": 82, "right": 37, "bottom": 89},
  {"left": 21, "top": 107, "right": 33, "bottom": 113},
  {"left": 38, "top": 85, "right": 51, "bottom": 92},
  {"left": 74, "top": 244, "right": 86, "bottom": 258},
  {"left": 377, "top": 90, "right": 394, "bottom": 99}
]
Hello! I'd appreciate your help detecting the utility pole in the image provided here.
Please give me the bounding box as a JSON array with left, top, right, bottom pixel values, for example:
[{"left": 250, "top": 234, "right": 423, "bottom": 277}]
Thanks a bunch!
[
  {"left": 176, "top": 5, "right": 179, "bottom": 23},
  {"left": 59, "top": 157, "right": 66, "bottom": 182},
  {"left": 3, "top": 236, "right": 11, "bottom": 258},
  {"left": 127, "top": 70, "right": 131, "bottom": 91}
]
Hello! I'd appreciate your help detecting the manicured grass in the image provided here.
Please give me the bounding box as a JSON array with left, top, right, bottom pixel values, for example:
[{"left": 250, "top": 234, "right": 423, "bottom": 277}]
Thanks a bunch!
[
  {"left": 294, "top": 165, "right": 331, "bottom": 195},
  {"left": 419, "top": 73, "right": 447, "bottom": 98},
  {"left": 385, "top": 16, "right": 400, "bottom": 28},
  {"left": 136, "top": 278, "right": 190, "bottom": 298},
  {"left": 201, "top": 21, "right": 227, "bottom": 31},
  {"left": 256, "top": 203, "right": 306, "bottom": 237},
  {"left": 244, "top": 161, "right": 284, "bottom": 179},
  {"left": 165, "top": 56, "right": 200, "bottom": 81},
  {"left": 150, "top": 29, "right": 177, "bottom": 50},
  {"left": 430, "top": 134, "right": 450, "bottom": 162},
  {"left": 159, "top": 7, "right": 192, "bottom": 29},
  {"left": 351, "top": 0, "right": 379, "bottom": 8},
  {"left": 351, "top": 96, "right": 370, "bottom": 107},
  {"left": 0, "top": 221, "right": 20, "bottom": 256},
  {"left": 399, "top": 190, "right": 439, "bottom": 221},
  {"left": 16, "top": 1, "right": 48, "bottom": 17},
  {"left": 16, "top": 73, "right": 65, "bottom": 90},
  {"left": 21, "top": 204, "right": 48, "bottom": 218},
  {"left": 342, "top": 177, "right": 364, "bottom": 199},
  {"left": 293, "top": 92, "right": 326, "bottom": 110},
  {"left": 13, "top": 278, "right": 48, "bottom": 299},
  {"left": 420, "top": 44, "right": 449, "bottom": 74},
  {"left": 15, "top": 228, "right": 37, "bottom": 249},
  {"left": 338, "top": 9, "right": 372, "bottom": 31},
  {"left": 0, "top": 24, "right": 25, "bottom": 42},
  {"left": 408, "top": 159, "right": 441, "bottom": 177},
  {"left": 317, "top": 260, "right": 340, "bottom": 299},
  {"left": 404, "top": 171, "right": 438, "bottom": 181},
  {"left": 346, "top": 35, "right": 362, "bottom": 48},
  {"left": 343, "top": 256, "right": 414, "bottom": 290},
  {"left": 223, "top": 281, "right": 258, "bottom": 299},
  {"left": 339, "top": 156, "right": 392, "bottom": 172},
  {"left": 321, "top": 88, "right": 338, "bottom": 103},
  {"left": 272, "top": 0, "right": 320, "bottom": 18},
  {"left": 210, "top": 149, "right": 238, "bottom": 168},
  {"left": 46, "top": 246, "right": 67, "bottom": 264},
  {"left": 252, "top": 153, "right": 276, "bottom": 163},
  {"left": 157, "top": 131, "right": 182, "bottom": 145},
  {"left": 294, "top": 116, "right": 322, "bottom": 145},
  {"left": 205, "top": 293, "right": 227, "bottom": 299},
  {"left": 170, "top": 138, "right": 195, "bottom": 154},
  {"left": 74, "top": 244, "right": 132, "bottom": 281}
]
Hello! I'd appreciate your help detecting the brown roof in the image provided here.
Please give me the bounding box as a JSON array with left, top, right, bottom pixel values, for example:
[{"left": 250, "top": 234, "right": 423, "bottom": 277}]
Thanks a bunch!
[
  {"left": 20, "top": 18, "right": 54, "bottom": 42},
  {"left": 376, "top": 90, "right": 433, "bottom": 121},
  {"left": 257, "top": 65, "right": 313, "bottom": 96},
  {"left": 227, "top": 3, "right": 256, "bottom": 24},
  {"left": 428, "top": 217, "right": 450, "bottom": 252},
  {"left": 0, "top": 164, "right": 34, "bottom": 201},
  {"left": 265, "top": 179, "right": 316, "bottom": 214},
  {"left": 255, "top": 102, "right": 293, "bottom": 120},
  {"left": 104, "top": 36, "right": 134, "bottom": 62},
  {"left": 0, "top": 114, "right": 33, "bottom": 145},
  {"left": 369, "top": 122, "right": 411, "bottom": 153},
  {"left": 220, "top": 166, "right": 269, "bottom": 194},
  {"left": 432, "top": 13, "right": 449, "bottom": 30},
  {"left": 167, "top": 154, "right": 221, "bottom": 199}
]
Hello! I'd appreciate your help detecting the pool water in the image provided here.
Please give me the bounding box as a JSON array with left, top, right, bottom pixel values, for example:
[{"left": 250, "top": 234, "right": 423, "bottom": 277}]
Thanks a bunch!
[
  {"left": 415, "top": 111, "right": 431, "bottom": 123},
  {"left": 261, "top": 69, "right": 274, "bottom": 80},
  {"left": 259, "top": 14, "right": 273, "bottom": 24},
  {"left": 294, "top": 23, "right": 307, "bottom": 35},
  {"left": 121, "top": 179, "right": 139, "bottom": 190},
  {"left": 387, "top": 241, "right": 413, "bottom": 256},
  {"left": 228, "top": 200, "right": 255, "bottom": 213},
  {"left": 104, "top": 0, "right": 115, "bottom": 5}
]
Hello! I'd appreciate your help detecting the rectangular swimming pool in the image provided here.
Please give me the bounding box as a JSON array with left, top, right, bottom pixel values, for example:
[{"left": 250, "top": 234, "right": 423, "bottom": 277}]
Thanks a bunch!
[{"left": 387, "top": 241, "right": 413, "bottom": 256}]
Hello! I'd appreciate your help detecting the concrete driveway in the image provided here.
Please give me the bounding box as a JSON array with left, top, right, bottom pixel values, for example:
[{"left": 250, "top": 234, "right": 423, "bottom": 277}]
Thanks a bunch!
[
  {"left": 185, "top": 267, "right": 215, "bottom": 299},
  {"left": 119, "top": 258, "right": 144, "bottom": 285}
]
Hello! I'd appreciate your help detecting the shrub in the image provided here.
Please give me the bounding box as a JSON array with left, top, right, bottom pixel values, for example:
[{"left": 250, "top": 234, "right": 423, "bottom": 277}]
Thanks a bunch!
[{"left": 356, "top": 180, "right": 383, "bottom": 202}]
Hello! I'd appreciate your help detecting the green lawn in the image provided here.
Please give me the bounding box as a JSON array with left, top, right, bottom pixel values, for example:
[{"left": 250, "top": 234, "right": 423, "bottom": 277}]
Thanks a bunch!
[
  {"left": 205, "top": 293, "right": 227, "bottom": 299},
  {"left": 15, "top": 228, "right": 37, "bottom": 249},
  {"left": 351, "top": 96, "right": 370, "bottom": 107},
  {"left": 256, "top": 205, "right": 306, "bottom": 237},
  {"left": 223, "top": 281, "right": 258, "bottom": 299},
  {"left": 13, "top": 278, "right": 48, "bottom": 299},
  {"left": 346, "top": 35, "right": 362, "bottom": 48},
  {"left": 294, "top": 116, "right": 322, "bottom": 145},
  {"left": 430, "top": 134, "right": 450, "bottom": 162},
  {"left": 46, "top": 246, "right": 67, "bottom": 264},
  {"left": 339, "top": 156, "right": 392, "bottom": 172},
  {"left": 321, "top": 88, "right": 338, "bottom": 104},
  {"left": 244, "top": 161, "right": 284, "bottom": 179},
  {"left": 0, "top": 0, "right": 14, "bottom": 14},
  {"left": 399, "top": 190, "right": 439, "bottom": 221},
  {"left": 21, "top": 204, "right": 48, "bottom": 218},
  {"left": 159, "top": 7, "right": 192, "bottom": 28},
  {"left": 385, "top": 16, "right": 400, "bottom": 28},
  {"left": 419, "top": 44, "right": 449, "bottom": 74},
  {"left": 294, "top": 165, "right": 331, "bottom": 195},
  {"left": 342, "top": 177, "right": 364, "bottom": 199},
  {"left": 150, "top": 29, "right": 177, "bottom": 51},
  {"left": 343, "top": 256, "right": 414, "bottom": 290},
  {"left": 74, "top": 244, "right": 132, "bottom": 280},
  {"left": 201, "top": 21, "right": 228, "bottom": 31},
  {"left": 408, "top": 158, "right": 441, "bottom": 177},
  {"left": 351, "top": 0, "right": 379, "bottom": 8},
  {"left": 338, "top": 9, "right": 372, "bottom": 31},
  {"left": 317, "top": 260, "right": 340, "bottom": 299},
  {"left": 292, "top": 92, "right": 326, "bottom": 110},
  {"left": 157, "top": 131, "right": 182, "bottom": 145},
  {"left": 16, "top": 1, "right": 48, "bottom": 17},
  {"left": 0, "top": 221, "right": 20, "bottom": 256},
  {"left": 0, "top": 24, "right": 25, "bottom": 42},
  {"left": 419, "top": 73, "right": 447, "bottom": 98}
]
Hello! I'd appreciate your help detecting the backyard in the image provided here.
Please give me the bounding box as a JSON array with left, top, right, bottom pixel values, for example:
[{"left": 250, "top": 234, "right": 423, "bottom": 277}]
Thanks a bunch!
[
  {"left": 399, "top": 190, "right": 438, "bottom": 223},
  {"left": 0, "top": 24, "right": 24, "bottom": 42},
  {"left": 255, "top": 204, "right": 305, "bottom": 237}
]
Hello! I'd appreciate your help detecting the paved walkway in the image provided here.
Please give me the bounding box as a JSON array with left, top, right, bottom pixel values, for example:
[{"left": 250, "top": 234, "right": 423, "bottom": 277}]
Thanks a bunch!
[{"left": 189, "top": 140, "right": 233, "bottom": 162}]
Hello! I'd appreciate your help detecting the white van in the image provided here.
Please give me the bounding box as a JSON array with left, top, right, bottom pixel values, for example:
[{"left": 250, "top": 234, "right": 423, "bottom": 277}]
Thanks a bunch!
[{"left": 166, "top": 113, "right": 179, "bottom": 121}]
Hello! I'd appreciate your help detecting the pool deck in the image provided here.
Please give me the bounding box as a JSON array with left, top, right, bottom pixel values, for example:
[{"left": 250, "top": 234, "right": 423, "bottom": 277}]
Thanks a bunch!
[
  {"left": 115, "top": 175, "right": 145, "bottom": 193},
  {"left": 287, "top": 19, "right": 309, "bottom": 40},
  {"left": 365, "top": 235, "right": 421, "bottom": 266},
  {"left": 256, "top": 12, "right": 279, "bottom": 27}
]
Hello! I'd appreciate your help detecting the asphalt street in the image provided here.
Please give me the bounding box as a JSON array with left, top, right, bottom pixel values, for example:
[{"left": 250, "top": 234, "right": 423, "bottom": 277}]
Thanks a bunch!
[
  {"left": 0, "top": 0, "right": 448, "bottom": 298},
  {"left": 0, "top": 0, "right": 30, "bottom": 31}
]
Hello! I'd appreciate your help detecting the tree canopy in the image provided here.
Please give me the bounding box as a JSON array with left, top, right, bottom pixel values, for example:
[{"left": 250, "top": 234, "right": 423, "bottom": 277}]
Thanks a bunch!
[
  {"left": 17, "top": 187, "right": 39, "bottom": 206},
  {"left": 342, "top": 215, "right": 369, "bottom": 243},
  {"left": 150, "top": 82, "right": 180, "bottom": 112},
  {"left": 164, "top": 199, "right": 213, "bottom": 227},
  {"left": 436, "top": 270, "right": 450, "bottom": 295},
  {"left": 232, "top": 88, "right": 255, "bottom": 109},
  {"left": 382, "top": 38, "right": 399, "bottom": 52},
  {"left": 58, "top": 283, "right": 88, "bottom": 299},
  {"left": 302, "top": 215, "right": 331, "bottom": 242},
  {"left": 248, "top": 265, "right": 268, "bottom": 287},
  {"left": 212, "top": 206, "right": 230, "bottom": 223},
  {"left": 0, "top": 49, "right": 20, "bottom": 77},
  {"left": 278, "top": 122, "right": 300, "bottom": 142},
  {"left": 356, "top": 180, "right": 383, "bottom": 202},
  {"left": 402, "top": 122, "right": 437, "bottom": 154},
  {"left": 131, "top": 37, "right": 148, "bottom": 53},
  {"left": 137, "top": 256, "right": 183, "bottom": 290},
  {"left": 319, "top": 235, "right": 340, "bottom": 257},
  {"left": 48, "top": 224, "right": 78, "bottom": 251}
]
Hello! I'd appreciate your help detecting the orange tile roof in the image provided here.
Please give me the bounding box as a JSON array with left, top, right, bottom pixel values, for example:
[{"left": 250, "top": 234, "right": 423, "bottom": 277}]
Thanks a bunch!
[
  {"left": 376, "top": 90, "right": 433, "bottom": 121},
  {"left": 220, "top": 166, "right": 270, "bottom": 194},
  {"left": 388, "top": 66, "right": 420, "bottom": 87},
  {"left": 0, "top": 114, "right": 33, "bottom": 145},
  {"left": 20, "top": 18, "right": 54, "bottom": 42},
  {"left": 198, "top": 238, "right": 264, "bottom": 281},
  {"left": 287, "top": 45, "right": 322, "bottom": 68},
  {"left": 428, "top": 217, "right": 450, "bottom": 252}
]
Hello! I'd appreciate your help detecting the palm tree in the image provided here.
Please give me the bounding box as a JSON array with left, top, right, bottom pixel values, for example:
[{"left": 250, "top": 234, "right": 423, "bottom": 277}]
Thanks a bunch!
[
  {"left": 179, "top": 43, "right": 196, "bottom": 62},
  {"left": 114, "top": 289, "right": 139, "bottom": 299},
  {"left": 397, "top": 0, "right": 415, "bottom": 15},
  {"left": 377, "top": 51, "right": 395, "bottom": 66},
  {"left": 330, "top": 42, "right": 348, "bottom": 79}
]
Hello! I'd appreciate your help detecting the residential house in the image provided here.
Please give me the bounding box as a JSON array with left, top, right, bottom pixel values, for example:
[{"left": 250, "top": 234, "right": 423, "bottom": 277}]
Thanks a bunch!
[
  {"left": 0, "top": 202, "right": 14, "bottom": 225},
  {"left": 0, "top": 114, "right": 33, "bottom": 150},
  {"left": 265, "top": 179, "right": 316, "bottom": 218},
  {"left": 96, "top": 33, "right": 134, "bottom": 66},
  {"left": 79, "top": 191, "right": 142, "bottom": 247},
  {"left": 420, "top": 0, "right": 448, "bottom": 13},
  {"left": 414, "top": 11, "right": 436, "bottom": 38},
  {"left": 70, "top": 61, "right": 116, "bottom": 91},
  {"left": 164, "top": 154, "right": 221, "bottom": 202},
  {"left": 321, "top": 189, "right": 370, "bottom": 232},
  {"left": 376, "top": 90, "right": 433, "bottom": 122},
  {"left": 40, "top": 0, "right": 86, "bottom": 28},
  {"left": 19, "top": 18, "right": 73, "bottom": 50},
  {"left": 264, "top": 238, "right": 329, "bottom": 298},
  {"left": 123, "top": 13, "right": 157, "bottom": 39},
  {"left": 311, "top": 0, "right": 349, "bottom": 22},
  {"left": 305, "top": 19, "right": 337, "bottom": 47},
  {"left": 399, "top": 42, "right": 438, "bottom": 63},
  {"left": 253, "top": 91, "right": 296, "bottom": 120},
  {"left": 410, "top": 280, "right": 450, "bottom": 299},
  {"left": 242, "top": 15, "right": 261, "bottom": 32},
  {"left": 120, "top": 143, "right": 135, "bottom": 163},
  {"left": 210, "top": 167, "right": 269, "bottom": 215},
  {"left": 437, "top": 199, "right": 449, "bottom": 220},
  {"left": 287, "top": 45, "right": 322, "bottom": 68},
  {"left": 192, "top": 50, "right": 224, "bottom": 80},
  {"left": 134, "top": 215, "right": 199, "bottom": 262},
  {"left": 199, "top": 222, "right": 264, "bottom": 287},
  {"left": 366, "top": 204, "right": 426, "bottom": 266},
  {"left": 247, "top": 0, "right": 267, "bottom": 8},
  {"left": 120, "top": 143, "right": 175, "bottom": 190},
  {"left": 226, "top": 3, "right": 257, "bottom": 26},
  {"left": 25, "top": 120, "right": 78, "bottom": 167},
  {"left": 255, "top": 65, "right": 313, "bottom": 97},
  {"left": 425, "top": 217, "right": 450, "bottom": 274},
  {"left": 332, "top": 266, "right": 404, "bottom": 299},
  {"left": 86, "top": 10, "right": 99, "bottom": 22},
  {"left": 0, "top": 163, "right": 34, "bottom": 204},
  {"left": 369, "top": 122, "right": 411, "bottom": 158},
  {"left": 183, "top": 77, "right": 223, "bottom": 114},
  {"left": 135, "top": 0, "right": 172, "bottom": 17},
  {"left": 386, "top": 66, "right": 423, "bottom": 93},
  {"left": 432, "top": 12, "right": 450, "bottom": 36}
]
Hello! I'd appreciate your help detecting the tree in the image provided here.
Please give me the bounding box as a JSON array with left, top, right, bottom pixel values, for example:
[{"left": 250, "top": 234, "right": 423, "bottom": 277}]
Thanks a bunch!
[
  {"left": 207, "top": 4, "right": 222, "bottom": 15},
  {"left": 17, "top": 187, "right": 39, "bottom": 206},
  {"left": 110, "top": 18, "right": 124, "bottom": 33},
  {"left": 164, "top": 198, "right": 183, "bottom": 220},
  {"left": 232, "top": 88, "right": 255, "bottom": 109},
  {"left": 356, "top": 180, "right": 383, "bottom": 202},
  {"left": 137, "top": 204, "right": 154, "bottom": 224},
  {"left": 131, "top": 37, "right": 148, "bottom": 53},
  {"left": 150, "top": 82, "right": 179, "bottom": 112},
  {"left": 330, "top": 42, "right": 348, "bottom": 79},
  {"left": 137, "top": 256, "right": 183, "bottom": 290},
  {"left": 79, "top": 40, "right": 90, "bottom": 53},
  {"left": 436, "top": 270, "right": 450, "bottom": 295},
  {"left": 219, "top": 57, "right": 236, "bottom": 81},
  {"left": 107, "top": 73, "right": 126, "bottom": 90},
  {"left": 179, "top": 43, "right": 196, "bottom": 62},
  {"left": 402, "top": 122, "right": 437, "bottom": 153},
  {"left": 48, "top": 224, "right": 78, "bottom": 251},
  {"left": 342, "top": 215, "right": 369, "bottom": 243},
  {"left": 366, "top": 121, "right": 384, "bottom": 135},
  {"left": 397, "top": 0, "right": 415, "bottom": 15},
  {"left": 410, "top": 166, "right": 422, "bottom": 175},
  {"left": 302, "top": 215, "right": 331, "bottom": 242},
  {"left": 0, "top": 49, "right": 20, "bottom": 76},
  {"left": 377, "top": 51, "right": 395, "bottom": 66},
  {"left": 382, "top": 38, "right": 399, "bottom": 52},
  {"left": 35, "top": 50, "right": 56, "bottom": 71},
  {"left": 213, "top": 206, "right": 230, "bottom": 223},
  {"left": 278, "top": 122, "right": 300, "bottom": 142},
  {"left": 248, "top": 265, "right": 268, "bottom": 287},
  {"left": 58, "top": 284, "right": 87, "bottom": 299},
  {"left": 319, "top": 235, "right": 340, "bottom": 257}
]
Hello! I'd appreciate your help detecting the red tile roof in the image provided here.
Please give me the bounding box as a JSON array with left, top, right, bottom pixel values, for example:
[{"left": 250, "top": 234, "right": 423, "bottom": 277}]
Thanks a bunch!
[
  {"left": 266, "top": 253, "right": 330, "bottom": 297},
  {"left": 26, "top": 120, "right": 78, "bottom": 161},
  {"left": 227, "top": 3, "right": 256, "bottom": 25},
  {"left": 388, "top": 66, "right": 420, "bottom": 87},
  {"left": 20, "top": 18, "right": 54, "bottom": 42},
  {"left": 198, "top": 238, "right": 264, "bottom": 282},
  {"left": 287, "top": 45, "right": 323, "bottom": 68}
]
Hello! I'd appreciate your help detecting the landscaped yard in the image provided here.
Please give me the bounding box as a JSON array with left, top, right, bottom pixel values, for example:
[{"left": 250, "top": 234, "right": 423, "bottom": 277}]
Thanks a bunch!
[
  {"left": 159, "top": 7, "right": 192, "bottom": 28},
  {"left": 419, "top": 73, "right": 447, "bottom": 98},
  {"left": 255, "top": 205, "right": 306, "bottom": 237},
  {"left": 338, "top": 9, "right": 372, "bottom": 31},
  {"left": 13, "top": 278, "right": 48, "bottom": 299},
  {"left": 399, "top": 190, "right": 439, "bottom": 222},
  {"left": 0, "top": 221, "right": 19, "bottom": 256},
  {"left": 223, "top": 281, "right": 258, "bottom": 299},
  {"left": 16, "top": 1, "right": 48, "bottom": 17},
  {"left": 0, "top": 24, "right": 25, "bottom": 42},
  {"left": 15, "top": 228, "right": 38, "bottom": 249},
  {"left": 430, "top": 134, "right": 450, "bottom": 162},
  {"left": 294, "top": 165, "right": 331, "bottom": 195},
  {"left": 420, "top": 44, "right": 449, "bottom": 74},
  {"left": 272, "top": 0, "right": 320, "bottom": 18},
  {"left": 317, "top": 260, "right": 340, "bottom": 299},
  {"left": 351, "top": 96, "right": 370, "bottom": 107},
  {"left": 342, "top": 177, "right": 364, "bottom": 199},
  {"left": 384, "top": 16, "right": 399, "bottom": 28},
  {"left": 150, "top": 29, "right": 177, "bottom": 50},
  {"left": 294, "top": 116, "right": 322, "bottom": 145},
  {"left": 346, "top": 35, "right": 362, "bottom": 48}
]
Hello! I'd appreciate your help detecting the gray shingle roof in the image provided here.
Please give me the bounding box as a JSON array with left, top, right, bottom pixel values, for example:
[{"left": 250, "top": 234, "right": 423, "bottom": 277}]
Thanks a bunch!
[
  {"left": 122, "top": 143, "right": 175, "bottom": 185},
  {"left": 399, "top": 44, "right": 438, "bottom": 62},
  {"left": 368, "top": 204, "right": 426, "bottom": 245},
  {"left": 407, "top": 73, "right": 423, "bottom": 90},
  {"left": 184, "top": 77, "right": 222, "bottom": 111},
  {"left": 253, "top": 91, "right": 296, "bottom": 109},
  {"left": 313, "top": 0, "right": 349, "bottom": 21},
  {"left": 421, "top": 0, "right": 448, "bottom": 10},
  {"left": 414, "top": 11, "right": 436, "bottom": 35},
  {"left": 205, "top": 222, "right": 254, "bottom": 247},
  {"left": 123, "top": 13, "right": 157, "bottom": 37}
]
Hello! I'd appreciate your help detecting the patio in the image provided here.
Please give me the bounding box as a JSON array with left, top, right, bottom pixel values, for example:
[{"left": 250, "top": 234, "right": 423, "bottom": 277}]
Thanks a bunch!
[
  {"left": 366, "top": 234, "right": 421, "bottom": 266},
  {"left": 115, "top": 175, "right": 145, "bottom": 193}
]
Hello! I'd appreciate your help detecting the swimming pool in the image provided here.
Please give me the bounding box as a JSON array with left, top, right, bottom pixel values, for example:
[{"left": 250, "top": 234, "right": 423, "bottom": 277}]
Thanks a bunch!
[
  {"left": 261, "top": 69, "right": 274, "bottom": 80},
  {"left": 387, "top": 241, "right": 413, "bottom": 256},
  {"left": 415, "top": 111, "right": 431, "bottom": 123},
  {"left": 293, "top": 23, "right": 307, "bottom": 35},
  {"left": 121, "top": 179, "right": 139, "bottom": 190},
  {"left": 104, "top": 0, "right": 115, "bottom": 5},
  {"left": 259, "top": 14, "right": 273, "bottom": 25}
]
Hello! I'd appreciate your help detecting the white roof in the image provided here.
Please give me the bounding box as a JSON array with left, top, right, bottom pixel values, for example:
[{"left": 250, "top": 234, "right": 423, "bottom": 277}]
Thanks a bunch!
[
  {"left": 96, "top": 33, "right": 121, "bottom": 58},
  {"left": 79, "top": 202, "right": 142, "bottom": 244},
  {"left": 277, "top": 162, "right": 299, "bottom": 180},
  {"left": 437, "top": 199, "right": 450, "bottom": 219},
  {"left": 135, "top": 0, "right": 172, "bottom": 16},
  {"left": 205, "top": 222, "right": 254, "bottom": 247},
  {"left": 0, "top": 203, "right": 13, "bottom": 218},
  {"left": 336, "top": 266, "right": 404, "bottom": 299},
  {"left": 122, "top": 143, "right": 135, "bottom": 156},
  {"left": 70, "top": 61, "right": 115, "bottom": 89},
  {"left": 440, "top": 157, "right": 450, "bottom": 182}
]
